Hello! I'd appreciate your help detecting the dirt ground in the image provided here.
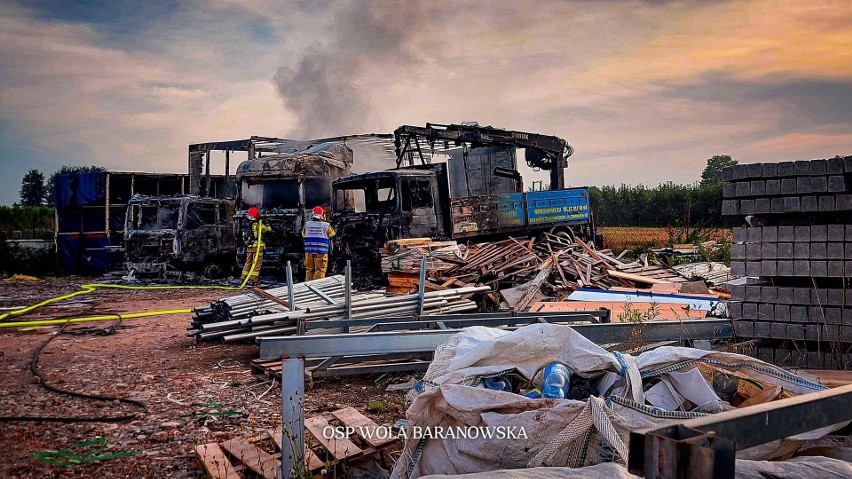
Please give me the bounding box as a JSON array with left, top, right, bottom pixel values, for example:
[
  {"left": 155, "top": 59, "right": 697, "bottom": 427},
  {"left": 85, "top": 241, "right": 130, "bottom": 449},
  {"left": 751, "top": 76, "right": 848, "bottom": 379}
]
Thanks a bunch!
[{"left": 0, "top": 278, "right": 412, "bottom": 478}]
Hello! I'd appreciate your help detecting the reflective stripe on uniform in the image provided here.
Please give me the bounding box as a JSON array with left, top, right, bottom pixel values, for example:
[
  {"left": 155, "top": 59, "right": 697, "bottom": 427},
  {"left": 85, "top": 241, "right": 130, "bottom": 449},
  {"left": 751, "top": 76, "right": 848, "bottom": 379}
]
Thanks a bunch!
[{"left": 304, "top": 220, "right": 331, "bottom": 254}]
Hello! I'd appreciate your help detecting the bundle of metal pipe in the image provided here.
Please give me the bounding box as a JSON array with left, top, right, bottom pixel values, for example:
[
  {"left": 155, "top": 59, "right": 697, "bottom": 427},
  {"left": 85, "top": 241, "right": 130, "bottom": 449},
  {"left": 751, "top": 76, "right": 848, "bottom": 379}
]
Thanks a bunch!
[{"left": 188, "top": 274, "right": 488, "bottom": 342}]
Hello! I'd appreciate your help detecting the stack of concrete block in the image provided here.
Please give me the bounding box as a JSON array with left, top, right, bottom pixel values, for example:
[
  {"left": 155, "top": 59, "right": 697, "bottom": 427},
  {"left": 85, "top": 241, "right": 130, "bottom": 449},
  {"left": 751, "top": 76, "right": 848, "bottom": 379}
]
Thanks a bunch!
[{"left": 723, "top": 156, "right": 852, "bottom": 370}]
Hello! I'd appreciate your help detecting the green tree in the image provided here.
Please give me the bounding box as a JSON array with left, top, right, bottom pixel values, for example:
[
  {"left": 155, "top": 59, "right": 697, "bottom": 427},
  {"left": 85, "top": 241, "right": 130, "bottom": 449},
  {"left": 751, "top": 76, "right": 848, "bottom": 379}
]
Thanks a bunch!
[
  {"left": 19, "top": 169, "right": 46, "bottom": 206},
  {"left": 700, "top": 155, "right": 737, "bottom": 185}
]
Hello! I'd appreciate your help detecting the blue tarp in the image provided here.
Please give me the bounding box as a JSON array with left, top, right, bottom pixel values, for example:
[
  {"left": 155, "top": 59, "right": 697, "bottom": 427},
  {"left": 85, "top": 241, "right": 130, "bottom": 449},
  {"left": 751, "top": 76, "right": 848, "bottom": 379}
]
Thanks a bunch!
[
  {"left": 54, "top": 172, "right": 106, "bottom": 210},
  {"left": 57, "top": 234, "right": 120, "bottom": 275}
]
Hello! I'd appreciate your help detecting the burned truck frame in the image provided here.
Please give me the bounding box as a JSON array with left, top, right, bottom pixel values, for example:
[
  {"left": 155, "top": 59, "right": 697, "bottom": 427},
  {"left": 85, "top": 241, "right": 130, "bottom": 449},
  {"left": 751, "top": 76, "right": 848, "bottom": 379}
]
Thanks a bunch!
[
  {"left": 234, "top": 142, "right": 353, "bottom": 277},
  {"left": 124, "top": 195, "right": 236, "bottom": 278},
  {"left": 330, "top": 123, "right": 595, "bottom": 278}
]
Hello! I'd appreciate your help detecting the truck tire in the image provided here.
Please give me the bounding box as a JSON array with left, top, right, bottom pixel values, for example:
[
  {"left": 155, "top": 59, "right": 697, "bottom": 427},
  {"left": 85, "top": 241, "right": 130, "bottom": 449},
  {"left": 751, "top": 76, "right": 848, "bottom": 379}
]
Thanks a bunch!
[{"left": 203, "top": 262, "right": 224, "bottom": 279}]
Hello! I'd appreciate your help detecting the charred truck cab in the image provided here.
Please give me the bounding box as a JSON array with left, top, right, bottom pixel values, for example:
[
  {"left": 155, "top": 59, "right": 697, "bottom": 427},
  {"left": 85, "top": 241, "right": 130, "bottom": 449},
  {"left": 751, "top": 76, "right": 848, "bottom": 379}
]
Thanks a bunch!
[
  {"left": 124, "top": 195, "right": 236, "bottom": 278},
  {"left": 234, "top": 142, "right": 353, "bottom": 277},
  {"left": 330, "top": 123, "right": 596, "bottom": 278}
]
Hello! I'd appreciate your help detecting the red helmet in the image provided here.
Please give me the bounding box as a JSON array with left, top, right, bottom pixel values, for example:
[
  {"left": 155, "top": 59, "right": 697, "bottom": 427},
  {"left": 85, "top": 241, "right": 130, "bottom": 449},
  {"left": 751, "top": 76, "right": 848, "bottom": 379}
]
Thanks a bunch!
[
  {"left": 247, "top": 206, "right": 260, "bottom": 219},
  {"left": 312, "top": 206, "right": 324, "bottom": 216}
]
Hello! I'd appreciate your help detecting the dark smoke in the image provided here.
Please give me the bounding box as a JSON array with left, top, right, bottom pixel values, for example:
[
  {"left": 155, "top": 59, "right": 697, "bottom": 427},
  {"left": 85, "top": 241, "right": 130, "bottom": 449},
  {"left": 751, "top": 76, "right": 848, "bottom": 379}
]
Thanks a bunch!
[{"left": 274, "top": 1, "right": 425, "bottom": 138}]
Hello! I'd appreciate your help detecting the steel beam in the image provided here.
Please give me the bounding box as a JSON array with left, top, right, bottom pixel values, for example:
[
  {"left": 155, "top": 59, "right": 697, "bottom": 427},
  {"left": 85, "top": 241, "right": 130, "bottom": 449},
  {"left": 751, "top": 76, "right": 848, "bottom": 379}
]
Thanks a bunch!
[
  {"left": 628, "top": 383, "right": 852, "bottom": 479},
  {"left": 306, "top": 313, "right": 597, "bottom": 332},
  {"left": 260, "top": 319, "right": 732, "bottom": 360},
  {"left": 280, "top": 358, "right": 305, "bottom": 479}
]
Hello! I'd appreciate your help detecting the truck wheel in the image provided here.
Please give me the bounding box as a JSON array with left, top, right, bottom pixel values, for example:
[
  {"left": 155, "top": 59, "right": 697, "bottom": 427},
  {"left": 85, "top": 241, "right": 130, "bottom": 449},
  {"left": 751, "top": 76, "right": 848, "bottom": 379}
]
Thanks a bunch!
[
  {"left": 555, "top": 229, "right": 575, "bottom": 242},
  {"left": 203, "top": 262, "right": 224, "bottom": 279}
]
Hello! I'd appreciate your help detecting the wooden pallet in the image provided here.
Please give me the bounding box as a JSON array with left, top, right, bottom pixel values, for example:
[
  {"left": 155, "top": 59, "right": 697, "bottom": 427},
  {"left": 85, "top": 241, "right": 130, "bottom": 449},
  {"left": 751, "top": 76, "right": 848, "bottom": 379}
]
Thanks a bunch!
[{"left": 195, "top": 407, "right": 398, "bottom": 479}]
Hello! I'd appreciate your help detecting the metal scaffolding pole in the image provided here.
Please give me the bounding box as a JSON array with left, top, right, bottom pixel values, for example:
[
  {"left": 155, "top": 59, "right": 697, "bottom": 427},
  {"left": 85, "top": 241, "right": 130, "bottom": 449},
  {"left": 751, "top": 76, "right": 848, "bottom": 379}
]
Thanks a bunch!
[
  {"left": 280, "top": 358, "right": 305, "bottom": 479},
  {"left": 286, "top": 261, "right": 295, "bottom": 311}
]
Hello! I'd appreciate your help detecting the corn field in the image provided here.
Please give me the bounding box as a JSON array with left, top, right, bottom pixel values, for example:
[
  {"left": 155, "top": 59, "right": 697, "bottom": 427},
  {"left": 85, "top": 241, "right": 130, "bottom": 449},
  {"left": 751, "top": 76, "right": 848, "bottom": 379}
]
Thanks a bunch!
[{"left": 598, "top": 226, "right": 733, "bottom": 253}]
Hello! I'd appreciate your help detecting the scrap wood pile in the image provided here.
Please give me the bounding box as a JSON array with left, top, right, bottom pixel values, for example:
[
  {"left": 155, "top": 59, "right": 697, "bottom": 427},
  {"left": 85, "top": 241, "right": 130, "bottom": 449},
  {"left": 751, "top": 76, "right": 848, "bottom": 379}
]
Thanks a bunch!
[{"left": 189, "top": 275, "right": 486, "bottom": 342}]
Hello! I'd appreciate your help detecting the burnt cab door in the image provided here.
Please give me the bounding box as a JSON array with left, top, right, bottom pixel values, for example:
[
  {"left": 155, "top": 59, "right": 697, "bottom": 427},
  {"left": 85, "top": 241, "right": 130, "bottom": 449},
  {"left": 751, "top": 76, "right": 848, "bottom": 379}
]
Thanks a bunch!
[{"left": 400, "top": 176, "right": 441, "bottom": 238}]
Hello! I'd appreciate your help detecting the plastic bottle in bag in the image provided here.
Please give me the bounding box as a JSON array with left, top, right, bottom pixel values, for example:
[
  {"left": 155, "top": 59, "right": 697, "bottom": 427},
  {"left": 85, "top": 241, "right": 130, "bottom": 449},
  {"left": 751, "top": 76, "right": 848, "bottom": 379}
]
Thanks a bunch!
[
  {"left": 482, "top": 376, "right": 512, "bottom": 392},
  {"left": 541, "top": 362, "right": 571, "bottom": 399}
]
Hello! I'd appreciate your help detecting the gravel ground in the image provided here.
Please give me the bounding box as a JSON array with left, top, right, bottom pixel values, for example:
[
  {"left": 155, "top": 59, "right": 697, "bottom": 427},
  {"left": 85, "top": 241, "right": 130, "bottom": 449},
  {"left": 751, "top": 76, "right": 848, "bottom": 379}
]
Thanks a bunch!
[{"left": 0, "top": 278, "right": 411, "bottom": 478}]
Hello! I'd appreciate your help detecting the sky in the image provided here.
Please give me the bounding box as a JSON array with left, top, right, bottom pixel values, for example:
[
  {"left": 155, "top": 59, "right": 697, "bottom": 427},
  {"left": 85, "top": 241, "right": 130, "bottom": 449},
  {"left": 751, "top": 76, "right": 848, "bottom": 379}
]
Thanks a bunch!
[{"left": 1, "top": 0, "right": 851, "bottom": 205}]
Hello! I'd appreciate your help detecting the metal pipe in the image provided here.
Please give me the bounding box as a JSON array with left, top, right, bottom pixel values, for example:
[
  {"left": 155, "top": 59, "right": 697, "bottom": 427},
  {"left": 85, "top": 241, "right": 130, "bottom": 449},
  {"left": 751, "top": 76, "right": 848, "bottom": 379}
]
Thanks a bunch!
[
  {"left": 416, "top": 255, "right": 426, "bottom": 316},
  {"left": 286, "top": 261, "right": 295, "bottom": 311},
  {"left": 344, "top": 260, "right": 352, "bottom": 320}
]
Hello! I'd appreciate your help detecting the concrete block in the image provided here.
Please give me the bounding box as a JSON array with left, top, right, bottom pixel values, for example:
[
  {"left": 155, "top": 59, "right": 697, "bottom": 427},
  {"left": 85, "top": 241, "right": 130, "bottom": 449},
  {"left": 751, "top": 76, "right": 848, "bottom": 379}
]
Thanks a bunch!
[
  {"left": 754, "top": 322, "right": 771, "bottom": 339},
  {"left": 846, "top": 290, "right": 852, "bottom": 306},
  {"left": 722, "top": 165, "right": 736, "bottom": 181},
  {"left": 721, "top": 200, "right": 739, "bottom": 215},
  {"left": 795, "top": 225, "right": 810, "bottom": 242},
  {"left": 846, "top": 225, "right": 852, "bottom": 242},
  {"left": 731, "top": 285, "right": 746, "bottom": 300},
  {"left": 740, "top": 199, "right": 755, "bottom": 215},
  {"left": 845, "top": 244, "right": 852, "bottom": 260},
  {"left": 811, "top": 260, "right": 828, "bottom": 277},
  {"left": 736, "top": 181, "right": 751, "bottom": 197},
  {"left": 778, "top": 260, "right": 794, "bottom": 276},
  {"left": 762, "top": 226, "right": 778, "bottom": 242},
  {"left": 746, "top": 261, "right": 762, "bottom": 276},
  {"left": 750, "top": 180, "right": 766, "bottom": 196},
  {"left": 723, "top": 182, "right": 737, "bottom": 198},
  {"left": 844, "top": 308, "right": 852, "bottom": 324},
  {"left": 793, "top": 242, "right": 809, "bottom": 259},
  {"left": 828, "top": 175, "right": 847, "bottom": 192},
  {"left": 846, "top": 260, "right": 852, "bottom": 274},
  {"left": 778, "top": 161, "right": 795, "bottom": 176},
  {"left": 814, "top": 288, "right": 829, "bottom": 304},
  {"left": 827, "top": 260, "right": 844, "bottom": 277},
  {"left": 754, "top": 198, "right": 770, "bottom": 214},
  {"left": 790, "top": 305, "right": 808, "bottom": 321},
  {"left": 747, "top": 163, "right": 763, "bottom": 178},
  {"left": 828, "top": 224, "right": 845, "bottom": 241},
  {"left": 828, "top": 242, "right": 844, "bottom": 259},
  {"left": 787, "top": 324, "right": 805, "bottom": 340},
  {"left": 809, "top": 158, "right": 827, "bottom": 175},
  {"left": 784, "top": 196, "right": 801, "bottom": 212},
  {"left": 826, "top": 289, "right": 844, "bottom": 306},
  {"left": 743, "top": 302, "right": 759, "bottom": 319},
  {"left": 793, "top": 288, "right": 811, "bottom": 305},
  {"left": 757, "top": 347, "right": 773, "bottom": 362},
  {"left": 781, "top": 178, "right": 797, "bottom": 194},
  {"left": 746, "top": 285, "right": 763, "bottom": 302},
  {"left": 808, "top": 306, "right": 825, "bottom": 323},
  {"left": 778, "top": 226, "right": 794, "bottom": 241},
  {"left": 811, "top": 224, "right": 827, "bottom": 241},
  {"left": 770, "top": 197, "right": 784, "bottom": 213},
  {"left": 836, "top": 193, "right": 852, "bottom": 210},
  {"left": 775, "top": 304, "right": 791, "bottom": 321},
  {"left": 825, "top": 307, "right": 842, "bottom": 324},
  {"left": 758, "top": 302, "right": 775, "bottom": 320},
  {"left": 731, "top": 243, "right": 746, "bottom": 260},
  {"left": 765, "top": 179, "right": 781, "bottom": 195},
  {"left": 828, "top": 157, "right": 845, "bottom": 174},
  {"left": 728, "top": 301, "right": 743, "bottom": 318},
  {"left": 790, "top": 349, "right": 804, "bottom": 368},
  {"left": 761, "top": 242, "right": 777, "bottom": 259},
  {"left": 811, "top": 176, "right": 828, "bottom": 193},
  {"left": 777, "top": 242, "right": 793, "bottom": 258},
  {"left": 801, "top": 195, "right": 819, "bottom": 212},
  {"left": 771, "top": 322, "right": 787, "bottom": 339},
  {"left": 794, "top": 160, "right": 811, "bottom": 175},
  {"left": 797, "top": 176, "right": 812, "bottom": 194},
  {"left": 731, "top": 261, "right": 746, "bottom": 276},
  {"left": 811, "top": 242, "right": 827, "bottom": 259},
  {"left": 805, "top": 324, "right": 820, "bottom": 341},
  {"left": 778, "top": 287, "right": 794, "bottom": 304},
  {"left": 732, "top": 226, "right": 747, "bottom": 242},
  {"left": 844, "top": 155, "right": 852, "bottom": 173},
  {"left": 806, "top": 351, "right": 823, "bottom": 369},
  {"left": 842, "top": 325, "right": 852, "bottom": 343},
  {"left": 822, "top": 324, "right": 841, "bottom": 342},
  {"left": 762, "top": 163, "right": 778, "bottom": 177},
  {"left": 735, "top": 320, "right": 754, "bottom": 338},
  {"left": 819, "top": 195, "right": 836, "bottom": 211},
  {"left": 762, "top": 286, "right": 778, "bottom": 303},
  {"left": 761, "top": 260, "right": 777, "bottom": 276},
  {"left": 747, "top": 227, "right": 762, "bottom": 242},
  {"left": 746, "top": 243, "right": 761, "bottom": 260},
  {"left": 793, "top": 260, "right": 810, "bottom": 276}
]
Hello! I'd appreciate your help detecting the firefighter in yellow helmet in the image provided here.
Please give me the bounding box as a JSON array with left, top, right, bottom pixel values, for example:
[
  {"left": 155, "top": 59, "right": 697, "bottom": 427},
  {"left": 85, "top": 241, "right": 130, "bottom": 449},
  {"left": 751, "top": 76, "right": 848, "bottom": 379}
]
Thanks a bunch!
[
  {"left": 240, "top": 206, "right": 271, "bottom": 285},
  {"left": 302, "top": 206, "right": 336, "bottom": 281}
]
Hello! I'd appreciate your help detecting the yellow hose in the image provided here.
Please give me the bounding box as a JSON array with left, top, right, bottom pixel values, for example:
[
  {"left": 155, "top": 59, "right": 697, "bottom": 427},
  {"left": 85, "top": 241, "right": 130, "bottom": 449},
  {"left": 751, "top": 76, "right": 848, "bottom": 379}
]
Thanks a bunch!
[
  {"left": 0, "top": 219, "right": 267, "bottom": 324},
  {"left": 0, "top": 309, "right": 192, "bottom": 328}
]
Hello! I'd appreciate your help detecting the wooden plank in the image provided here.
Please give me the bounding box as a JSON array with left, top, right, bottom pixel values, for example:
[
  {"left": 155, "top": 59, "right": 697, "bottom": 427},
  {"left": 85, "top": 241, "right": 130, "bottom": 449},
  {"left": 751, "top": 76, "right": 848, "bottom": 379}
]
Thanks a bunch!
[
  {"left": 267, "top": 428, "right": 326, "bottom": 472},
  {"left": 253, "top": 288, "right": 290, "bottom": 309},
  {"left": 330, "top": 407, "right": 396, "bottom": 448},
  {"left": 606, "top": 269, "right": 673, "bottom": 285},
  {"left": 304, "top": 414, "right": 363, "bottom": 461},
  {"left": 220, "top": 437, "right": 279, "bottom": 479},
  {"left": 195, "top": 443, "right": 241, "bottom": 479},
  {"left": 528, "top": 301, "right": 707, "bottom": 321}
]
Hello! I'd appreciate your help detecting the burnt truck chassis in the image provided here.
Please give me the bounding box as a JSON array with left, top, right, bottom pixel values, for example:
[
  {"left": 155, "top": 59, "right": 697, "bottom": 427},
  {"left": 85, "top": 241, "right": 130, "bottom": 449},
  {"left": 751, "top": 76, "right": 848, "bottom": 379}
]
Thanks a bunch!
[{"left": 124, "top": 195, "right": 236, "bottom": 279}]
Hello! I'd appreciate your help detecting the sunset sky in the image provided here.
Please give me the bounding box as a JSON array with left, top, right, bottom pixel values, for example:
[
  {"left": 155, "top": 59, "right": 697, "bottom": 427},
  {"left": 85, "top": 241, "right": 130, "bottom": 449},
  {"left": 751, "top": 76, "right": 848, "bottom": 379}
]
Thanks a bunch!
[{"left": 1, "top": 0, "right": 851, "bottom": 205}]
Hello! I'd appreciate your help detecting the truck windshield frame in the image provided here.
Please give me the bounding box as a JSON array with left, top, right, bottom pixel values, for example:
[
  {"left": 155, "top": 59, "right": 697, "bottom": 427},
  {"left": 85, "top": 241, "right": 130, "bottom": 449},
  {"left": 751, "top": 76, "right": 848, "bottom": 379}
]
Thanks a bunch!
[
  {"left": 240, "top": 179, "right": 301, "bottom": 210},
  {"left": 334, "top": 176, "right": 400, "bottom": 213}
]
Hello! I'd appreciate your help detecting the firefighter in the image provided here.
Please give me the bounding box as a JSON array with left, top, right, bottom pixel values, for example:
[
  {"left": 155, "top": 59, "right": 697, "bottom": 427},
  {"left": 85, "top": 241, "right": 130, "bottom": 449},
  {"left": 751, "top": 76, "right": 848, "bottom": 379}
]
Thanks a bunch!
[
  {"left": 240, "top": 206, "right": 271, "bottom": 285},
  {"left": 302, "top": 206, "right": 335, "bottom": 281}
]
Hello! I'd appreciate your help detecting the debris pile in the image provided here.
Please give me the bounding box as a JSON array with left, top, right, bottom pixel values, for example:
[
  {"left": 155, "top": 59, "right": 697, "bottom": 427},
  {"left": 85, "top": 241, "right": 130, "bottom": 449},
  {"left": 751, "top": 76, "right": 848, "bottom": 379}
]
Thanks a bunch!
[{"left": 189, "top": 275, "right": 486, "bottom": 342}]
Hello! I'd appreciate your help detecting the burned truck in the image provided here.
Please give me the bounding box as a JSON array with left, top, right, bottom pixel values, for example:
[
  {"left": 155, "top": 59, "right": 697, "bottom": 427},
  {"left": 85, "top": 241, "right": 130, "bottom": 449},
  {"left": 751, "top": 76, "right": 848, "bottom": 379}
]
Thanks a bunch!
[
  {"left": 124, "top": 195, "right": 236, "bottom": 278},
  {"left": 330, "top": 123, "right": 595, "bottom": 277},
  {"left": 234, "top": 142, "right": 353, "bottom": 276}
]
